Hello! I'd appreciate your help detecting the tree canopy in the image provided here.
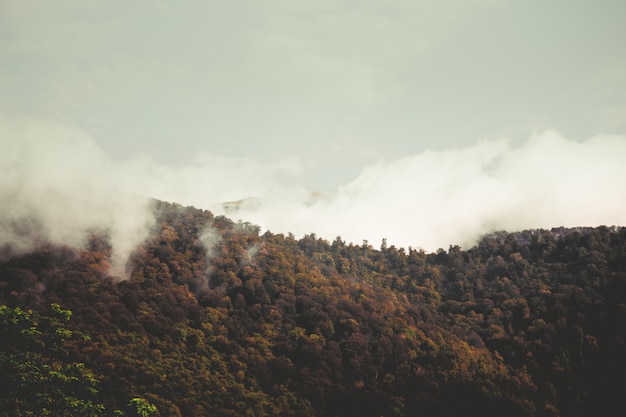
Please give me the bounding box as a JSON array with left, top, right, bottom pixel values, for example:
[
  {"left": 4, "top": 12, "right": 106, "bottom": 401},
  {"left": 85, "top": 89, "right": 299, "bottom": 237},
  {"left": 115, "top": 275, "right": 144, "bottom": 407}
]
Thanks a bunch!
[{"left": 1, "top": 201, "right": 625, "bottom": 416}]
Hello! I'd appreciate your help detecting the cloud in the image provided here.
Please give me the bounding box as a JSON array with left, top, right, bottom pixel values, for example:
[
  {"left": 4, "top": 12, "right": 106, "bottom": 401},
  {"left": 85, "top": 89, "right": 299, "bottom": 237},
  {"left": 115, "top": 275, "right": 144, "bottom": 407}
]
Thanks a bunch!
[
  {"left": 2, "top": 118, "right": 624, "bottom": 265},
  {"left": 227, "top": 131, "right": 626, "bottom": 251},
  {"left": 0, "top": 118, "right": 303, "bottom": 277},
  {"left": 0, "top": 119, "right": 155, "bottom": 278}
]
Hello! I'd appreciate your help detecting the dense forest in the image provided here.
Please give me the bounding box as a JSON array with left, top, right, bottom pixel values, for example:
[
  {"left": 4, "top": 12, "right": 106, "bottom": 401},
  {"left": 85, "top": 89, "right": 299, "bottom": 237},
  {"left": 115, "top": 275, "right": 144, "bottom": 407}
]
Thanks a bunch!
[{"left": 1, "top": 200, "right": 626, "bottom": 416}]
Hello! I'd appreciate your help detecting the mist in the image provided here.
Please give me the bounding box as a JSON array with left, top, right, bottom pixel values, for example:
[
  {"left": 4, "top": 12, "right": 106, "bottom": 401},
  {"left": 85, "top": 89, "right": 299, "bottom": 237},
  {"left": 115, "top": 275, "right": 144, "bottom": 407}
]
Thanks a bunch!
[
  {"left": 2, "top": 119, "right": 625, "bottom": 263},
  {"left": 226, "top": 131, "right": 626, "bottom": 251},
  {"left": 0, "top": 119, "right": 155, "bottom": 278}
]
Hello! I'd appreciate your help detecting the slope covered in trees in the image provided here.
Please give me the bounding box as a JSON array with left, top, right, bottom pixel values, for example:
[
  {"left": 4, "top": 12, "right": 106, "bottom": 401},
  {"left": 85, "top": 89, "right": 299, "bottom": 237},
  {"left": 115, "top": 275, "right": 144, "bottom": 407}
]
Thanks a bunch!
[{"left": 1, "top": 201, "right": 625, "bottom": 416}]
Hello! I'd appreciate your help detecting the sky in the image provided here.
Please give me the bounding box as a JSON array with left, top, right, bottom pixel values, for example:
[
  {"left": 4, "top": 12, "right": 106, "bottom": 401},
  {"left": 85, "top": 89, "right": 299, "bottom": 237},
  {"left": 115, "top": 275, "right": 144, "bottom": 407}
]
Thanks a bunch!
[{"left": 1, "top": 0, "right": 626, "bottom": 267}]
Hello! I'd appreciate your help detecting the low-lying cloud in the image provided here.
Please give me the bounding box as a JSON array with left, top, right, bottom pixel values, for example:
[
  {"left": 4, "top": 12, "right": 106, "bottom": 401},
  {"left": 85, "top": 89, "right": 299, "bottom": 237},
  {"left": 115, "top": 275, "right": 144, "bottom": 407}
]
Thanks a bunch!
[
  {"left": 227, "top": 131, "right": 626, "bottom": 251},
  {"left": 0, "top": 119, "right": 155, "bottom": 277},
  {"left": 2, "top": 119, "right": 624, "bottom": 267}
]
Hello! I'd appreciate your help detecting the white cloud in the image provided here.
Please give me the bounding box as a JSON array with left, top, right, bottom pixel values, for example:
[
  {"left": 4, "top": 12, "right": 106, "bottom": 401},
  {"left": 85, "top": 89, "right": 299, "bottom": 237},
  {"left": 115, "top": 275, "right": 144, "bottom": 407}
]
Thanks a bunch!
[
  {"left": 0, "top": 119, "right": 154, "bottom": 278},
  {"left": 228, "top": 131, "right": 626, "bottom": 251},
  {"left": 2, "top": 118, "right": 625, "bottom": 266},
  {"left": 0, "top": 118, "right": 304, "bottom": 277}
]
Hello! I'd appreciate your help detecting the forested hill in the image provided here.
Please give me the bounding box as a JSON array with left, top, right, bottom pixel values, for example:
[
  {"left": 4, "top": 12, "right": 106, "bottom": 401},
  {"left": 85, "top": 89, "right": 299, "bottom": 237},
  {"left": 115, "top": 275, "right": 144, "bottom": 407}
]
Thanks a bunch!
[{"left": 2, "top": 200, "right": 626, "bottom": 417}]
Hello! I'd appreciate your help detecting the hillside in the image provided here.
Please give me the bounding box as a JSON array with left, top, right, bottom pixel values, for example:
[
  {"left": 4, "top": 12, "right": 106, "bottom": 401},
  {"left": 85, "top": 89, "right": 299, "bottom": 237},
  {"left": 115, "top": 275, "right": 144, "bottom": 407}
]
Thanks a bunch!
[{"left": 1, "top": 200, "right": 626, "bottom": 417}]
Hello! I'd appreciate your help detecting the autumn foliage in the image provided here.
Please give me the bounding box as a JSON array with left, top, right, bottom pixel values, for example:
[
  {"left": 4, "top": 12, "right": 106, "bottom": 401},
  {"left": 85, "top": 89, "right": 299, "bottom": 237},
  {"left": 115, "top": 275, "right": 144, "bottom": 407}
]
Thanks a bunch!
[{"left": 1, "top": 201, "right": 625, "bottom": 416}]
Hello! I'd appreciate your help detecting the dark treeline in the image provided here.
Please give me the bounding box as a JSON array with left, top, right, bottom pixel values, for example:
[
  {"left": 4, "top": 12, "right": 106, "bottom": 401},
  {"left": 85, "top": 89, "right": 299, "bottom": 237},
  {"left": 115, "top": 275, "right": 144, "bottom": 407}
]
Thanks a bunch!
[{"left": 1, "top": 201, "right": 625, "bottom": 416}]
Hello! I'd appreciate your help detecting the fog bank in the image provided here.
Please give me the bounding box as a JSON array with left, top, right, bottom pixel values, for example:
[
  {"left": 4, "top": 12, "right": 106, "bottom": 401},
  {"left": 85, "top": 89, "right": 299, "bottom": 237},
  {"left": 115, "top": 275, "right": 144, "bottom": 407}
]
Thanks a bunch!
[
  {"left": 2, "top": 119, "right": 624, "bottom": 260},
  {"left": 227, "top": 131, "right": 626, "bottom": 251}
]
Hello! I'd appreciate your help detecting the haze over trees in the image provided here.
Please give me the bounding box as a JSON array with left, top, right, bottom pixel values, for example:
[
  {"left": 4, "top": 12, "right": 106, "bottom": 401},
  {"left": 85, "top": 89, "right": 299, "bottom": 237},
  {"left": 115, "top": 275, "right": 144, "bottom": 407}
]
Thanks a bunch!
[{"left": 1, "top": 201, "right": 625, "bottom": 416}]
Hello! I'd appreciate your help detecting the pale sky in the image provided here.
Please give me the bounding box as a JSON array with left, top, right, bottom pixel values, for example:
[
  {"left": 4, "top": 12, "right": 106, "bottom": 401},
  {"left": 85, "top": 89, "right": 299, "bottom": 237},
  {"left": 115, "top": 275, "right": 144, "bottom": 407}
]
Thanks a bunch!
[
  {"left": 2, "top": 0, "right": 626, "bottom": 253},
  {"left": 3, "top": 0, "right": 625, "bottom": 190}
]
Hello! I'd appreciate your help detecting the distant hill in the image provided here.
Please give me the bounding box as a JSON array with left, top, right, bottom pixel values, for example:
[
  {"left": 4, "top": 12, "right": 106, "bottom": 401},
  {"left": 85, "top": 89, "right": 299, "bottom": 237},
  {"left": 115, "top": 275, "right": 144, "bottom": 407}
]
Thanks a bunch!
[
  {"left": 1, "top": 200, "right": 625, "bottom": 417},
  {"left": 222, "top": 196, "right": 263, "bottom": 214}
]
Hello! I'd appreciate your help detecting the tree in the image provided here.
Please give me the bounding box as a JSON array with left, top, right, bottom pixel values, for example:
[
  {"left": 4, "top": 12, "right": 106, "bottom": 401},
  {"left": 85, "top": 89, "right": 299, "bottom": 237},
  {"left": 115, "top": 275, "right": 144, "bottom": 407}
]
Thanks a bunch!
[
  {"left": 0, "top": 304, "right": 158, "bottom": 417},
  {"left": 0, "top": 304, "right": 107, "bottom": 416},
  {"left": 126, "top": 398, "right": 158, "bottom": 417}
]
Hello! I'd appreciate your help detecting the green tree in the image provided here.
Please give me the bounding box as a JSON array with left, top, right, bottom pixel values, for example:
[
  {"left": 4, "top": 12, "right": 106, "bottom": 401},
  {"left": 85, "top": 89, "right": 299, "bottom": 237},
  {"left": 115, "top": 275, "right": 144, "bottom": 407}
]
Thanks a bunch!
[
  {"left": 0, "top": 304, "right": 106, "bottom": 417},
  {"left": 127, "top": 398, "right": 158, "bottom": 417}
]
